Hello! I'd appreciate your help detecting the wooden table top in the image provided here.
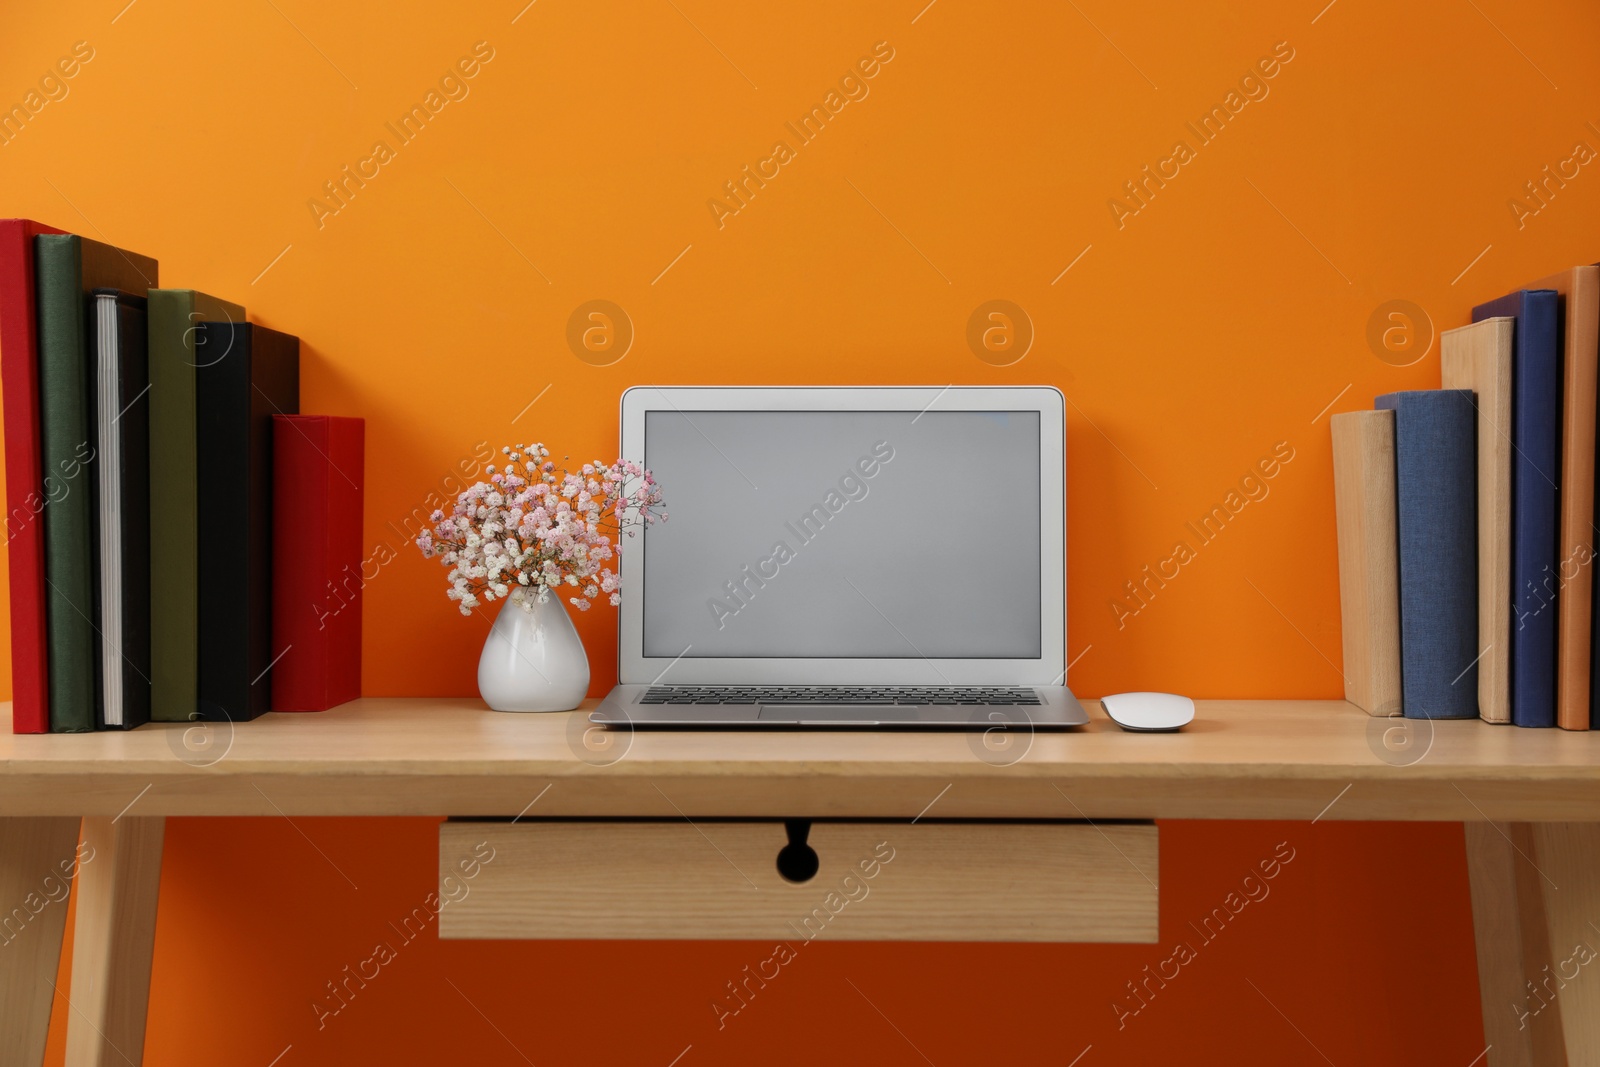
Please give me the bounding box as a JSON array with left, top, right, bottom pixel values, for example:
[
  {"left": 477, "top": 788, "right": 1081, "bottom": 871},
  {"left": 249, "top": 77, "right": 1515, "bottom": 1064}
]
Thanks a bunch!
[{"left": 3, "top": 698, "right": 1598, "bottom": 821}]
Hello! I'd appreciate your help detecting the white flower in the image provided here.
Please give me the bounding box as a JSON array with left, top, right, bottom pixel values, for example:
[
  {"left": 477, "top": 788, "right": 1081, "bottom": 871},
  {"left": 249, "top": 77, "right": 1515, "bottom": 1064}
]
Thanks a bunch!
[{"left": 421, "top": 445, "right": 664, "bottom": 620}]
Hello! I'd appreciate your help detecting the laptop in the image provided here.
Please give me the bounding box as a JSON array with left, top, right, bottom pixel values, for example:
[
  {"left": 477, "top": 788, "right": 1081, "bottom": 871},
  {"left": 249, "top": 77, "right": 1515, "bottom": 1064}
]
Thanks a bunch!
[{"left": 590, "top": 386, "right": 1088, "bottom": 729}]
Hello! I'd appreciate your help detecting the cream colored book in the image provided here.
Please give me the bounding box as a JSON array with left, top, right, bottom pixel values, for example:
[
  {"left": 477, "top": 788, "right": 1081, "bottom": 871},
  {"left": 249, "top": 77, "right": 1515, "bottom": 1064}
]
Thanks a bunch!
[
  {"left": 1331, "top": 409, "right": 1402, "bottom": 716},
  {"left": 1441, "top": 317, "right": 1513, "bottom": 723}
]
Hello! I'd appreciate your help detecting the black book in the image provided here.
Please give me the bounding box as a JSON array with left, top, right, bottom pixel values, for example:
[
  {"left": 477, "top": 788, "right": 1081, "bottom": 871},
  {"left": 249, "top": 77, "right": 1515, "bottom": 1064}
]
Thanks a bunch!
[
  {"left": 90, "top": 289, "right": 152, "bottom": 729},
  {"left": 195, "top": 321, "right": 299, "bottom": 722}
]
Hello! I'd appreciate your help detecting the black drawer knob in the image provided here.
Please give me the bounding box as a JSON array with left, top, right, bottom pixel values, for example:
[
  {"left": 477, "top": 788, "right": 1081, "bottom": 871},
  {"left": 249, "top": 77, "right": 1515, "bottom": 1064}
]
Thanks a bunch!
[{"left": 776, "top": 819, "right": 819, "bottom": 883}]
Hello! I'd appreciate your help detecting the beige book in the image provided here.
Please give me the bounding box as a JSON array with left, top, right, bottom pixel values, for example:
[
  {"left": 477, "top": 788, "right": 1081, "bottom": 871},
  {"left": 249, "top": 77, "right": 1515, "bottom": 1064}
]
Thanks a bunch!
[
  {"left": 1441, "top": 317, "right": 1513, "bottom": 723},
  {"left": 1331, "top": 409, "right": 1402, "bottom": 716}
]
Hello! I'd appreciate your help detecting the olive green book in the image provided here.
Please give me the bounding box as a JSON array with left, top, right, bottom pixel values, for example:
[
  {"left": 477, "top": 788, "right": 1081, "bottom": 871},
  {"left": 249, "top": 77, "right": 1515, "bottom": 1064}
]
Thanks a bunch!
[
  {"left": 35, "top": 235, "right": 158, "bottom": 732},
  {"left": 147, "top": 289, "right": 245, "bottom": 722}
]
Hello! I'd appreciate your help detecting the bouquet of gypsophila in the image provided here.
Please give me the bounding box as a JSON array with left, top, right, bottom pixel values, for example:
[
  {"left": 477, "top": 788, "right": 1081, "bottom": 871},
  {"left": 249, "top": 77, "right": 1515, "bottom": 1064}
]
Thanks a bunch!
[{"left": 415, "top": 443, "right": 665, "bottom": 614}]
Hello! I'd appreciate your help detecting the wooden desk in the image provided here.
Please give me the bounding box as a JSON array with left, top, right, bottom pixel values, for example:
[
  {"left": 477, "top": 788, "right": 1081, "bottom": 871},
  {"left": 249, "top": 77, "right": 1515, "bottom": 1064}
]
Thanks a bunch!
[{"left": 3, "top": 698, "right": 1595, "bottom": 1065}]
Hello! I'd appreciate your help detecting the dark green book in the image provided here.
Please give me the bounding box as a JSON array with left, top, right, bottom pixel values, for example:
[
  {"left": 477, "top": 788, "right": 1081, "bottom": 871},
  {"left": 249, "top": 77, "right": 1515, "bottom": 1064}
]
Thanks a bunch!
[
  {"left": 35, "top": 235, "right": 157, "bottom": 732},
  {"left": 147, "top": 290, "right": 244, "bottom": 722}
]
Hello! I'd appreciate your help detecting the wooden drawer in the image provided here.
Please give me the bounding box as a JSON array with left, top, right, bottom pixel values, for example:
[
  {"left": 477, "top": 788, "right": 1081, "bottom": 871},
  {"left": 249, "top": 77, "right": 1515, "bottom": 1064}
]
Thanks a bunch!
[{"left": 439, "top": 818, "right": 1157, "bottom": 943}]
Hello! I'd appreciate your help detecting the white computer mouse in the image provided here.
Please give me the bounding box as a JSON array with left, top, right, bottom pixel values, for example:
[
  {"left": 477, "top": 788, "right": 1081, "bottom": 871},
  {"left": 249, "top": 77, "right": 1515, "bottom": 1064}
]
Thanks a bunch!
[{"left": 1100, "top": 692, "right": 1194, "bottom": 732}]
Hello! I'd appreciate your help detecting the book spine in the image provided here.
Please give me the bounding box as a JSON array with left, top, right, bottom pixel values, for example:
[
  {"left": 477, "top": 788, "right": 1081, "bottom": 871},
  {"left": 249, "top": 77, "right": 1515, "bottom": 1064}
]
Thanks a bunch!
[
  {"left": 1510, "top": 293, "right": 1562, "bottom": 728},
  {"left": 195, "top": 321, "right": 253, "bottom": 722},
  {"left": 110, "top": 294, "right": 152, "bottom": 729},
  {"left": 244, "top": 328, "right": 299, "bottom": 717},
  {"left": 1330, "top": 410, "right": 1401, "bottom": 716},
  {"left": 1556, "top": 270, "right": 1599, "bottom": 729},
  {"left": 1374, "top": 390, "right": 1480, "bottom": 719},
  {"left": 1440, "top": 318, "right": 1515, "bottom": 723},
  {"left": 327, "top": 418, "right": 364, "bottom": 708},
  {"left": 273, "top": 417, "right": 331, "bottom": 710},
  {"left": 0, "top": 220, "right": 59, "bottom": 733},
  {"left": 272, "top": 417, "right": 364, "bottom": 711},
  {"left": 146, "top": 290, "right": 200, "bottom": 722},
  {"left": 35, "top": 235, "right": 96, "bottom": 732},
  {"left": 196, "top": 324, "right": 299, "bottom": 722}
]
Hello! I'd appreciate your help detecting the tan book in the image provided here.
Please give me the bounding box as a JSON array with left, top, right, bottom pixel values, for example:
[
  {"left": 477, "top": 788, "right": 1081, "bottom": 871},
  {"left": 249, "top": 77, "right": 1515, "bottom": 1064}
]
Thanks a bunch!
[
  {"left": 1331, "top": 409, "right": 1402, "bottom": 716},
  {"left": 1441, "top": 318, "right": 1514, "bottom": 723},
  {"left": 1530, "top": 267, "right": 1599, "bottom": 730}
]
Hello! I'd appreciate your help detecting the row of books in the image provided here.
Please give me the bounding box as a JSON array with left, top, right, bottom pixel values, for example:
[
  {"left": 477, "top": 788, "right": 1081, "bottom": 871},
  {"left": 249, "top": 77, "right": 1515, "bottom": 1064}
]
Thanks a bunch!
[
  {"left": 0, "top": 219, "right": 364, "bottom": 733},
  {"left": 1333, "top": 265, "right": 1599, "bottom": 727}
]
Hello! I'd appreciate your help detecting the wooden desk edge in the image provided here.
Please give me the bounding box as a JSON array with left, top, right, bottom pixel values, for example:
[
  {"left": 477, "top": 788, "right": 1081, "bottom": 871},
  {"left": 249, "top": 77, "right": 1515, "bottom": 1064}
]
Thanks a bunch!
[{"left": 3, "top": 698, "right": 1598, "bottom": 820}]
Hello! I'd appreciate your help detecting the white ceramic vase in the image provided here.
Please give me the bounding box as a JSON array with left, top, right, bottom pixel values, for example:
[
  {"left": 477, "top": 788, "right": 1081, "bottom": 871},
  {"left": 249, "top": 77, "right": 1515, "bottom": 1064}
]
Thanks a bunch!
[{"left": 477, "top": 593, "right": 591, "bottom": 712}]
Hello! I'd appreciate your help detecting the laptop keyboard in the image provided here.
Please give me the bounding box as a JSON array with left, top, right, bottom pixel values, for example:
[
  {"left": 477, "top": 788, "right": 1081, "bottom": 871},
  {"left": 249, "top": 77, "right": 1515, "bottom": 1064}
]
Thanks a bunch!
[{"left": 638, "top": 686, "right": 1041, "bottom": 706}]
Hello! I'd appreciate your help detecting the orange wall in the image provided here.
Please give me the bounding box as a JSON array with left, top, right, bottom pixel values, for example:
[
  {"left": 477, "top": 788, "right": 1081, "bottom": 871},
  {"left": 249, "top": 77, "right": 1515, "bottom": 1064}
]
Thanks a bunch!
[{"left": 4, "top": 0, "right": 1597, "bottom": 1060}]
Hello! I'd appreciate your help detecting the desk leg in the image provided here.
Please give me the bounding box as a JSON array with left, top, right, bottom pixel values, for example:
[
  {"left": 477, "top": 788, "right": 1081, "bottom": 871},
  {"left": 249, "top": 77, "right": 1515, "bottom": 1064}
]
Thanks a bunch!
[
  {"left": 63, "top": 816, "right": 164, "bottom": 1067},
  {"left": 1466, "top": 822, "right": 1600, "bottom": 1067},
  {"left": 0, "top": 817, "right": 83, "bottom": 1066}
]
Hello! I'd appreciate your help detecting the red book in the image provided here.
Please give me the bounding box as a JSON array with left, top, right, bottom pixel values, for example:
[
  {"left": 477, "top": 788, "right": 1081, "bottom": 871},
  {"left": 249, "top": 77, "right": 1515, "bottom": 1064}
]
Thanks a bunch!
[
  {"left": 0, "top": 219, "right": 66, "bottom": 733},
  {"left": 271, "top": 415, "right": 364, "bottom": 711}
]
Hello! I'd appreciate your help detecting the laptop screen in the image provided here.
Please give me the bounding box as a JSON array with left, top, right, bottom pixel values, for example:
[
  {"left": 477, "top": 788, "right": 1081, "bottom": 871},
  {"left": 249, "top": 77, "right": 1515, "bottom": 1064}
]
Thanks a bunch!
[{"left": 642, "top": 409, "right": 1042, "bottom": 660}]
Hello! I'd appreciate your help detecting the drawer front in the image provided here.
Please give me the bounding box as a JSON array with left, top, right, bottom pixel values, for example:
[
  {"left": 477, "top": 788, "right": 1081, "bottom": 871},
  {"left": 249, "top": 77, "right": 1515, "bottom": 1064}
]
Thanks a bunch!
[{"left": 439, "top": 819, "right": 1157, "bottom": 943}]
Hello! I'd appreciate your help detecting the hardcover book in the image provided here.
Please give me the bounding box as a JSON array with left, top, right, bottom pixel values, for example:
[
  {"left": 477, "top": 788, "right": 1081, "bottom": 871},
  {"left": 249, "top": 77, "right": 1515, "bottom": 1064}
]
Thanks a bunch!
[
  {"left": 1527, "top": 267, "right": 1599, "bottom": 730},
  {"left": 1473, "top": 290, "right": 1562, "bottom": 728},
  {"left": 195, "top": 321, "right": 299, "bottom": 722},
  {"left": 0, "top": 219, "right": 65, "bottom": 733},
  {"left": 34, "top": 234, "right": 157, "bottom": 732},
  {"left": 1441, "top": 317, "right": 1514, "bottom": 724},
  {"left": 1330, "top": 409, "right": 1401, "bottom": 716},
  {"left": 147, "top": 289, "right": 245, "bottom": 722},
  {"left": 1373, "top": 389, "right": 1479, "bottom": 720},
  {"left": 91, "top": 290, "right": 152, "bottom": 729},
  {"left": 271, "top": 415, "right": 365, "bottom": 712}
]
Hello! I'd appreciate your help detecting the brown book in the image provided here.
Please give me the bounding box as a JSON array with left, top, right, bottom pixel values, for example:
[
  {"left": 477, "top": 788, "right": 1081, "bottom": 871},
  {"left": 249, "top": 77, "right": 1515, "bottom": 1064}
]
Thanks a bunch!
[
  {"left": 1331, "top": 409, "right": 1402, "bottom": 716},
  {"left": 1530, "top": 267, "right": 1599, "bottom": 730},
  {"left": 1441, "top": 318, "right": 1514, "bottom": 723}
]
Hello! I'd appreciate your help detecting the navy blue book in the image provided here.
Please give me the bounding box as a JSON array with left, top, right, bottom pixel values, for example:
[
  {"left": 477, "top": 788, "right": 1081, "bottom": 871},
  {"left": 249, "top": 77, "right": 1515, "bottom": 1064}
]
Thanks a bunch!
[
  {"left": 1374, "top": 390, "right": 1479, "bottom": 719},
  {"left": 1473, "top": 290, "right": 1561, "bottom": 728}
]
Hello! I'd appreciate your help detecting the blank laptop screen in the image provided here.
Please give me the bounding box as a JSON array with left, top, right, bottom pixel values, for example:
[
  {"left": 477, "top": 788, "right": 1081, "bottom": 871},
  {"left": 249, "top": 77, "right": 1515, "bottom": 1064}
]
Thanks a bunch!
[{"left": 641, "top": 410, "right": 1042, "bottom": 659}]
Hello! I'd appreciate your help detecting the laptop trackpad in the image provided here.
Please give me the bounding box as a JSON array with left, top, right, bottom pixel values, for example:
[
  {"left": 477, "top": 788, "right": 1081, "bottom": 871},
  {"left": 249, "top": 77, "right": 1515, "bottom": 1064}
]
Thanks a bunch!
[{"left": 757, "top": 706, "right": 921, "bottom": 723}]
